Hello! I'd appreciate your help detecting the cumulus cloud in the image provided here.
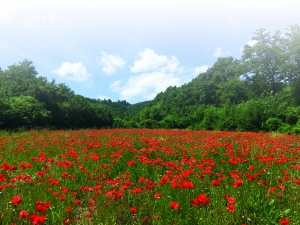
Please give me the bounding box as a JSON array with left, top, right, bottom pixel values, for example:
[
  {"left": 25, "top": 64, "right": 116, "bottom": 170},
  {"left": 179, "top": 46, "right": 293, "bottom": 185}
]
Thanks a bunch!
[
  {"left": 213, "top": 47, "right": 222, "bottom": 57},
  {"left": 111, "top": 72, "right": 181, "bottom": 101},
  {"left": 246, "top": 40, "right": 258, "bottom": 47},
  {"left": 97, "top": 52, "right": 126, "bottom": 75},
  {"left": 110, "top": 80, "right": 123, "bottom": 93},
  {"left": 110, "top": 48, "right": 208, "bottom": 101},
  {"left": 52, "top": 62, "right": 91, "bottom": 81},
  {"left": 193, "top": 65, "right": 209, "bottom": 75},
  {"left": 130, "top": 48, "right": 179, "bottom": 73},
  {"left": 213, "top": 47, "right": 230, "bottom": 58},
  {"left": 240, "top": 39, "right": 259, "bottom": 52}
]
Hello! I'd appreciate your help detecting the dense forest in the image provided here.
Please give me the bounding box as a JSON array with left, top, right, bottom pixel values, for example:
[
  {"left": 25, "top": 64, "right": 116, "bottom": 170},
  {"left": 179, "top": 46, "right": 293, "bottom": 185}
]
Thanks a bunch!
[{"left": 1, "top": 24, "right": 300, "bottom": 133}]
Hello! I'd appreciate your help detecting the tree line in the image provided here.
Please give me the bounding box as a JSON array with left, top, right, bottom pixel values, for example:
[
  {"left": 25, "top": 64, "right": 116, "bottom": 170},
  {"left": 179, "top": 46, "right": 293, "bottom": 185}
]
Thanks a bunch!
[
  {"left": 1, "top": 24, "right": 300, "bottom": 133},
  {"left": 0, "top": 60, "right": 113, "bottom": 130},
  {"left": 117, "top": 24, "right": 300, "bottom": 134}
]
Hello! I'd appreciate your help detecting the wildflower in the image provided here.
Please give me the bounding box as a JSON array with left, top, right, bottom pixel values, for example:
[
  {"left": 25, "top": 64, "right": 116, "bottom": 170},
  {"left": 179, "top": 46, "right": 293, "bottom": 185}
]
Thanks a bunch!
[
  {"left": 170, "top": 202, "right": 179, "bottom": 210},
  {"left": 268, "top": 187, "right": 276, "bottom": 193},
  {"left": 10, "top": 195, "right": 22, "bottom": 205},
  {"left": 190, "top": 194, "right": 211, "bottom": 206},
  {"left": 36, "top": 201, "right": 51, "bottom": 213},
  {"left": 180, "top": 180, "right": 194, "bottom": 188},
  {"left": 227, "top": 203, "right": 235, "bottom": 212},
  {"left": 227, "top": 197, "right": 236, "bottom": 204},
  {"left": 30, "top": 213, "right": 46, "bottom": 225},
  {"left": 154, "top": 193, "right": 162, "bottom": 199},
  {"left": 211, "top": 180, "right": 220, "bottom": 186},
  {"left": 130, "top": 207, "right": 137, "bottom": 213},
  {"left": 278, "top": 185, "right": 285, "bottom": 191},
  {"left": 19, "top": 210, "right": 29, "bottom": 219},
  {"left": 233, "top": 179, "right": 243, "bottom": 188},
  {"left": 279, "top": 218, "right": 290, "bottom": 225},
  {"left": 127, "top": 160, "right": 135, "bottom": 166},
  {"left": 65, "top": 207, "right": 72, "bottom": 213},
  {"left": 249, "top": 165, "right": 255, "bottom": 171},
  {"left": 36, "top": 171, "right": 46, "bottom": 176}
]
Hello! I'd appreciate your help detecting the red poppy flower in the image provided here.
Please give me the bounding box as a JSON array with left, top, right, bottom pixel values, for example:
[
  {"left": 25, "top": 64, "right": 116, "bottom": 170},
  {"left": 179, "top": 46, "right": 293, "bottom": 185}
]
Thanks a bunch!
[
  {"left": 36, "top": 171, "right": 46, "bottom": 176},
  {"left": 227, "top": 197, "right": 236, "bottom": 204},
  {"left": 233, "top": 179, "right": 243, "bottom": 187},
  {"left": 279, "top": 218, "right": 290, "bottom": 225},
  {"left": 127, "top": 160, "right": 135, "bottom": 166},
  {"left": 278, "top": 185, "right": 285, "bottom": 191},
  {"left": 154, "top": 193, "right": 162, "bottom": 199},
  {"left": 36, "top": 201, "right": 51, "bottom": 213},
  {"left": 170, "top": 202, "right": 179, "bottom": 210},
  {"left": 130, "top": 207, "right": 137, "bottom": 213},
  {"left": 19, "top": 210, "right": 29, "bottom": 219},
  {"left": 30, "top": 213, "right": 46, "bottom": 225},
  {"left": 65, "top": 207, "right": 73, "bottom": 213},
  {"left": 10, "top": 195, "right": 22, "bottom": 205},
  {"left": 227, "top": 203, "right": 235, "bottom": 212},
  {"left": 211, "top": 180, "right": 220, "bottom": 186},
  {"left": 190, "top": 194, "right": 211, "bottom": 206}
]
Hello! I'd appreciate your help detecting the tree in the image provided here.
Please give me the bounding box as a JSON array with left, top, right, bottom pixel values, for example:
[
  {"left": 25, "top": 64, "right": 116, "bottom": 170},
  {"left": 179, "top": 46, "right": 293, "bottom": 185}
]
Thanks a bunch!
[
  {"left": 242, "top": 28, "right": 286, "bottom": 96},
  {"left": 280, "top": 24, "right": 300, "bottom": 104},
  {"left": 2, "top": 96, "right": 50, "bottom": 129}
]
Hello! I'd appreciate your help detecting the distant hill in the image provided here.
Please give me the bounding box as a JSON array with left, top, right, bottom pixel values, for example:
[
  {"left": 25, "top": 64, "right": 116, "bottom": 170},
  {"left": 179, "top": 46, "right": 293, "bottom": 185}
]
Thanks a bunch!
[
  {"left": 121, "top": 25, "right": 300, "bottom": 133},
  {"left": 1, "top": 24, "right": 300, "bottom": 134}
]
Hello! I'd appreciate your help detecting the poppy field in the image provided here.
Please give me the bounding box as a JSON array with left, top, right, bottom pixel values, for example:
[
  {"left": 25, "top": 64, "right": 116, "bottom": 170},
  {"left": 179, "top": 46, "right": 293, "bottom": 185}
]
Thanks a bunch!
[{"left": 0, "top": 129, "right": 300, "bottom": 224}]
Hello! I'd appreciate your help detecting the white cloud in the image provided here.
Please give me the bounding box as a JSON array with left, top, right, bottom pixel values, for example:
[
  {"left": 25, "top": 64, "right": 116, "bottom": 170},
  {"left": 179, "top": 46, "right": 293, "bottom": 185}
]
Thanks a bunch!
[
  {"left": 213, "top": 47, "right": 222, "bottom": 57},
  {"left": 110, "top": 48, "right": 209, "bottom": 101},
  {"left": 52, "top": 62, "right": 91, "bottom": 81},
  {"left": 240, "top": 39, "right": 259, "bottom": 52},
  {"left": 111, "top": 72, "right": 181, "bottom": 101},
  {"left": 98, "top": 95, "right": 113, "bottom": 101},
  {"left": 213, "top": 47, "right": 230, "bottom": 58},
  {"left": 110, "top": 80, "right": 123, "bottom": 92},
  {"left": 130, "top": 48, "right": 179, "bottom": 73},
  {"left": 246, "top": 40, "right": 258, "bottom": 47},
  {"left": 193, "top": 65, "right": 209, "bottom": 75},
  {"left": 97, "top": 52, "right": 126, "bottom": 75}
]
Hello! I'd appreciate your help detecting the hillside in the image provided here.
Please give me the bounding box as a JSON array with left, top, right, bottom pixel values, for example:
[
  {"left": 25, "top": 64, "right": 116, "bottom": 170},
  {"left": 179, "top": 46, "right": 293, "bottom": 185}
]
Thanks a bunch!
[
  {"left": 120, "top": 25, "right": 300, "bottom": 133},
  {"left": 1, "top": 24, "right": 300, "bottom": 133}
]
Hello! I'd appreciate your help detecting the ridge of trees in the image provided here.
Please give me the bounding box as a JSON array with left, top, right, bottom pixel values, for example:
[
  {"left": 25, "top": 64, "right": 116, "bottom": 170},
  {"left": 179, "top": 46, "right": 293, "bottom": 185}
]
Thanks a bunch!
[
  {"left": 0, "top": 60, "right": 115, "bottom": 130},
  {"left": 1, "top": 24, "right": 300, "bottom": 134},
  {"left": 116, "top": 24, "right": 300, "bottom": 134}
]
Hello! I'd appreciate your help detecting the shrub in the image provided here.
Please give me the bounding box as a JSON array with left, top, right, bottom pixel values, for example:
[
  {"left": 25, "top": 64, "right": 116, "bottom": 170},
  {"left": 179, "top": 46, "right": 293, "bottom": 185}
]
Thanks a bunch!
[{"left": 265, "top": 117, "right": 283, "bottom": 132}]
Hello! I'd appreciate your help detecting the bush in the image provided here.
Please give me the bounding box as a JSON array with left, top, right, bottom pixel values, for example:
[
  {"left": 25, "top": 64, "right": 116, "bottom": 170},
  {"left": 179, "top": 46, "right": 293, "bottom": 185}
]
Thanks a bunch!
[
  {"left": 265, "top": 117, "right": 282, "bottom": 132},
  {"left": 278, "top": 123, "right": 292, "bottom": 134}
]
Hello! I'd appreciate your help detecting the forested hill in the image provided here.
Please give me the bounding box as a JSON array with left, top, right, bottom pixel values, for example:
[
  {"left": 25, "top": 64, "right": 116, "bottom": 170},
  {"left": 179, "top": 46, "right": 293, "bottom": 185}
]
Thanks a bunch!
[
  {"left": 0, "top": 60, "right": 148, "bottom": 130},
  {"left": 1, "top": 24, "right": 300, "bottom": 133},
  {"left": 120, "top": 24, "right": 300, "bottom": 133}
]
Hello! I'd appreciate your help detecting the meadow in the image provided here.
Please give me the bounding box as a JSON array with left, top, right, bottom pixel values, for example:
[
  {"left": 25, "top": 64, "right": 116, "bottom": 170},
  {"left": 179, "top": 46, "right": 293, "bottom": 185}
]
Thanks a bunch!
[{"left": 0, "top": 129, "right": 299, "bottom": 224}]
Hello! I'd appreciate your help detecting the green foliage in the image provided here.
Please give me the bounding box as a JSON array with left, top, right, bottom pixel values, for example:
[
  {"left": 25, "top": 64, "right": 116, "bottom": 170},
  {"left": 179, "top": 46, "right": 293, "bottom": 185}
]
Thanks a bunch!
[
  {"left": 123, "top": 24, "right": 300, "bottom": 134},
  {"left": 265, "top": 118, "right": 283, "bottom": 132},
  {"left": 2, "top": 24, "right": 300, "bottom": 133},
  {"left": 0, "top": 60, "right": 114, "bottom": 130},
  {"left": 1, "top": 96, "right": 50, "bottom": 129}
]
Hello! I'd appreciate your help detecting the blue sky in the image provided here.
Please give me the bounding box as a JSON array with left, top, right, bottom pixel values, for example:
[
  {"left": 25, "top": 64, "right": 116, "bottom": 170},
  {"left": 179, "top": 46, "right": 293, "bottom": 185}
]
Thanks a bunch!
[{"left": 1, "top": 0, "right": 300, "bottom": 104}]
